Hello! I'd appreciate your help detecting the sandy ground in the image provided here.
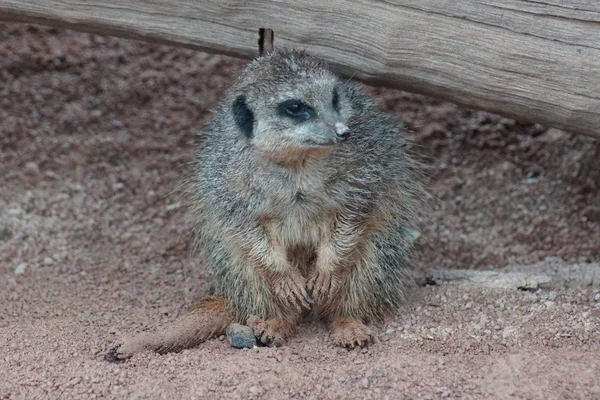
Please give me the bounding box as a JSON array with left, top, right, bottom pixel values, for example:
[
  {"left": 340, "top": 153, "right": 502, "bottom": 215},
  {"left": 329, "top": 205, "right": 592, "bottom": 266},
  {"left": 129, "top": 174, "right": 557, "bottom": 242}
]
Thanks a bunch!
[{"left": 1, "top": 24, "right": 599, "bottom": 399}]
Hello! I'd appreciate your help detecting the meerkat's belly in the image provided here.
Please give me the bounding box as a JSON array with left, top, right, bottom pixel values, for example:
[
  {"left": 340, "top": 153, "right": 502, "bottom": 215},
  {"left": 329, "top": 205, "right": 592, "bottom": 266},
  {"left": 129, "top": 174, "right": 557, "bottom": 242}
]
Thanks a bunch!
[
  {"left": 272, "top": 210, "right": 322, "bottom": 249},
  {"left": 266, "top": 188, "right": 337, "bottom": 250},
  {"left": 260, "top": 170, "right": 339, "bottom": 250}
]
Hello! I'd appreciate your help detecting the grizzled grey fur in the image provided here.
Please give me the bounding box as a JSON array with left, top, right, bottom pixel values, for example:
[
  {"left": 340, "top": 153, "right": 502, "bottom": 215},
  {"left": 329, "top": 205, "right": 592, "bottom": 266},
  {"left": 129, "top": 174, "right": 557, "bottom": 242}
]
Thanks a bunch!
[{"left": 106, "top": 49, "right": 426, "bottom": 360}]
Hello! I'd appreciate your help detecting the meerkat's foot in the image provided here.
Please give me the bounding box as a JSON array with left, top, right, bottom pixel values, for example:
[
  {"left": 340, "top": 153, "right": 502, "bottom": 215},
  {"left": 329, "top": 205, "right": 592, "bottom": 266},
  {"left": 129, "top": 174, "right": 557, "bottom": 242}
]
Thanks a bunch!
[
  {"left": 104, "top": 296, "right": 234, "bottom": 362},
  {"left": 331, "top": 317, "right": 374, "bottom": 349},
  {"left": 272, "top": 272, "right": 312, "bottom": 311},
  {"left": 307, "top": 271, "right": 340, "bottom": 304},
  {"left": 247, "top": 315, "right": 298, "bottom": 346}
]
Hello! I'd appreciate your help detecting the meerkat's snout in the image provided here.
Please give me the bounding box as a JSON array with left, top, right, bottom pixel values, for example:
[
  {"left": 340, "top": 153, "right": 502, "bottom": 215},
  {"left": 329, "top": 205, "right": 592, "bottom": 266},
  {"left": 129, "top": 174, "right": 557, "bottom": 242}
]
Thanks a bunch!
[
  {"left": 334, "top": 122, "right": 351, "bottom": 142},
  {"left": 323, "top": 120, "right": 351, "bottom": 144}
]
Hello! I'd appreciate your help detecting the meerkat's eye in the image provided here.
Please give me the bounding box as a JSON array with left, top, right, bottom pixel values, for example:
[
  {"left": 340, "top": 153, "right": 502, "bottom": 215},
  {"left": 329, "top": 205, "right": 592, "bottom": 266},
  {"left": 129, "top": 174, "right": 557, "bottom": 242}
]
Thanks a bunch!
[
  {"left": 332, "top": 88, "right": 340, "bottom": 111},
  {"left": 278, "top": 100, "right": 315, "bottom": 121}
]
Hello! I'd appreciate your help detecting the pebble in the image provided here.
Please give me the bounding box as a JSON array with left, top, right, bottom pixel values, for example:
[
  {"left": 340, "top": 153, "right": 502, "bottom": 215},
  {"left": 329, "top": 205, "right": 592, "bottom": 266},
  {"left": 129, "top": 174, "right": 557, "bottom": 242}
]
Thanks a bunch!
[
  {"left": 544, "top": 301, "right": 556, "bottom": 309},
  {"left": 146, "top": 190, "right": 157, "bottom": 203},
  {"left": 67, "top": 377, "right": 82, "bottom": 387},
  {"left": 166, "top": 202, "right": 181, "bottom": 211},
  {"left": 249, "top": 386, "right": 262, "bottom": 394},
  {"left": 24, "top": 162, "right": 40, "bottom": 177},
  {"left": 360, "top": 378, "right": 370, "bottom": 389},
  {"left": 226, "top": 323, "right": 256, "bottom": 349},
  {"left": 14, "top": 263, "right": 27, "bottom": 275}
]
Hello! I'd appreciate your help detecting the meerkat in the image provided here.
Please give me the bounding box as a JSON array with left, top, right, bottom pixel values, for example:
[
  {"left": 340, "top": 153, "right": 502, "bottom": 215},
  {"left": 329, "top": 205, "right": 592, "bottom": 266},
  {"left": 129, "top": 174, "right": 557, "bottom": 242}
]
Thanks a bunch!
[{"left": 106, "top": 49, "right": 425, "bottom": 360}]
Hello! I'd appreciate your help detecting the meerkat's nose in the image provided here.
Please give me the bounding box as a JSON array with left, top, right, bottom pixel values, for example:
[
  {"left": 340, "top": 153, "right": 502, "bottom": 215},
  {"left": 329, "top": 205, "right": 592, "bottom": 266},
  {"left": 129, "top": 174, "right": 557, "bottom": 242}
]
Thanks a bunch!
[{"left": 334, "top": 122, "right": 351, "bottom": 142}]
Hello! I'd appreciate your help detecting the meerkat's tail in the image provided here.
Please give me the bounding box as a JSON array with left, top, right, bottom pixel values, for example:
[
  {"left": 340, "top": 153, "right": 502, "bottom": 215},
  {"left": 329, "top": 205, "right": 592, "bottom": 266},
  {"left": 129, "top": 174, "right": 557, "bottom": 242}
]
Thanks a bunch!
[{"left": 105, "top": 296, "right": 234, "bottom": 361}]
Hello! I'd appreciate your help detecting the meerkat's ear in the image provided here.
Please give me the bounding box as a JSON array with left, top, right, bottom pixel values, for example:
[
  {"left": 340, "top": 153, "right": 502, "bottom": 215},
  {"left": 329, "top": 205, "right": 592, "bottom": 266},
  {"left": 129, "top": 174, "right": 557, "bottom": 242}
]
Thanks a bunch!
[{"left": 232, "top": 95, "right": 255, "bottom": 139}]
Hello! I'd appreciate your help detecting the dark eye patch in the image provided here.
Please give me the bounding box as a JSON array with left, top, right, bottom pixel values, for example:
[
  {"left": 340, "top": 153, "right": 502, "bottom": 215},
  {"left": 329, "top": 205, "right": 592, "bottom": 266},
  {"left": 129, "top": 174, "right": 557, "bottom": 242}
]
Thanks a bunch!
[
  {"left": 332, "top": 87, "right": 340, "bottom": 111},
  {"left": 277, "top": 99, "right": 315, "bottom": 121},
  {"left": 232, "top": 95, "right": 254, "bottom": 139}
]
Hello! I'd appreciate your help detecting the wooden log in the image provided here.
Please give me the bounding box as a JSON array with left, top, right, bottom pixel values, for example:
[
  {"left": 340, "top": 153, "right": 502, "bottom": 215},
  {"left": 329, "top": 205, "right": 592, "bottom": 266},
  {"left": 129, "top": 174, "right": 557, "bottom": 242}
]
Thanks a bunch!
[{"left": 0, "top": 1, "right": 599, "bottom": 138}]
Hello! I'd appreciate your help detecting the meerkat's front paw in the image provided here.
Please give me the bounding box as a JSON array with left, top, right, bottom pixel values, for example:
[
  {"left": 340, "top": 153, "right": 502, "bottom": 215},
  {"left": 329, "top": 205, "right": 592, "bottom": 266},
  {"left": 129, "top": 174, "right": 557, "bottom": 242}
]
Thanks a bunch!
[
  {"left": 307, "top": 271, "right": 339, "bottom": 304},
  {"left": 331, "top": 317, "right": 375, "bottom": 349},
  {"left": 272, "top": 272, "right": 312, "bottom": 311}
]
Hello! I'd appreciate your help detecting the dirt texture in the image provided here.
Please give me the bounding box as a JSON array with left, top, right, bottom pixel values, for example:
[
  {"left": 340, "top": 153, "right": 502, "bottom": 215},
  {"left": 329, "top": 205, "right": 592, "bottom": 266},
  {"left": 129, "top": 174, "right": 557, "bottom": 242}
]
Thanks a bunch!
[{"left": 1, "top": 24, "right": 599, "bottom": 400}]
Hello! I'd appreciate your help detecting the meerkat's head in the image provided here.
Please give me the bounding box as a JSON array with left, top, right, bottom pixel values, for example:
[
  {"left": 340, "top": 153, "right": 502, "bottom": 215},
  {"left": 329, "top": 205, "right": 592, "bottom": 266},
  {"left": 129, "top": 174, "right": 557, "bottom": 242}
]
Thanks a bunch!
[{"left": 228, "top": 49, "right": 351, "bottom": 161}]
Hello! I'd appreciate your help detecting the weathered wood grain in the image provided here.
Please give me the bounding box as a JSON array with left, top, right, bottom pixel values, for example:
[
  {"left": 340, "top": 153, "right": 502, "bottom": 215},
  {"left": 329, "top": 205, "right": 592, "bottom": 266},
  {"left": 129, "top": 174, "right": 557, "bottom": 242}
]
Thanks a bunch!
[{"left": 1, "top": 1, "right": 599, "bottom": 138}]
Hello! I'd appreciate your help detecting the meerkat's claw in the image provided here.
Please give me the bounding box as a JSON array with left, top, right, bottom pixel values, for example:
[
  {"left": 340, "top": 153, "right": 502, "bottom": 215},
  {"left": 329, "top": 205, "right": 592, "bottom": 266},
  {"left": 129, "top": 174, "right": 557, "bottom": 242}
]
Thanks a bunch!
[
  {"left": 273, "top": 273, "right": 312, "bottom": 310},
  {"left": 307, "top": 272, "right": 338, "bottom": 305},
  {"left": 251, "top": 320, "right": 285, "bottom": 346},
  {"left": 247, "top": 316, "right": 298, "bottom": 347},
  {"left": 331, "top": 317, "right": 374, "bottom": 349}
]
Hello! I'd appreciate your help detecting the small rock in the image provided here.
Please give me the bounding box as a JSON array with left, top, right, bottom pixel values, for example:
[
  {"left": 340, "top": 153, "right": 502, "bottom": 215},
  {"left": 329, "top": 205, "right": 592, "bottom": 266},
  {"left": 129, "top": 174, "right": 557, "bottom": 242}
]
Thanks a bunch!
[
  {"left": 542, "top": 128, "right": 567, "bottom": 142},
  {"left": 166, "top": 202, "right": 181, "bottom": 211},
  {"left": 582, "top": 206, "right": 600, "bottom": 223},
  {"left": 384, "top": 328, "right": 395, "bottom": 335},
  {"left": 146, "top": 190, "right": 157, "bottom": 203},
  {"left": 67, "top": 377, "right": 82, "bottom": 387},
  {"left": 43, "top": 257, "right": 54, "bottom": 266},
  {"left": 249, "top": 386, "right": 262, "bottom": 394},
  {"left": 90, "top": 109, "right": 103, "bottom": 118},
  {"left": 360, "top": 378, "right": 370, "bottom": 389},
  {"left": 226, "top": 323, "right": 256, "bottom": 349},
  {"left": 24, "top": 162, "right": 40, "bottom": 177},
  {"left": 14, "top": 263, "right": 27, "bottom": 275},
  {"left": 544, "top": 301, "right": 556, "bottom": 309}
]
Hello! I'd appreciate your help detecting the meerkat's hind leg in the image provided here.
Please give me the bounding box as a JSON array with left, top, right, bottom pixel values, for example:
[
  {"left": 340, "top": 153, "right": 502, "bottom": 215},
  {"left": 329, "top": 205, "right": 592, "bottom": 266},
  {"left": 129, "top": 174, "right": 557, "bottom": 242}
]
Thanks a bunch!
[
  {"left": 105, "top": 296, "right": 234, "bottom": 361},
  {"left": 247, "top": 312, "right": 300, "bottom": 347}
]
